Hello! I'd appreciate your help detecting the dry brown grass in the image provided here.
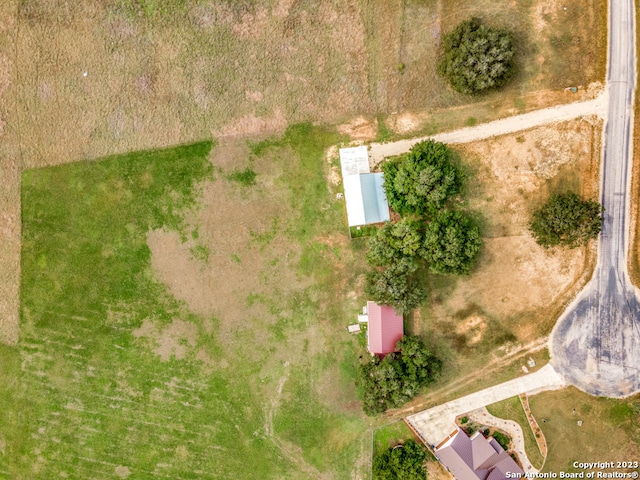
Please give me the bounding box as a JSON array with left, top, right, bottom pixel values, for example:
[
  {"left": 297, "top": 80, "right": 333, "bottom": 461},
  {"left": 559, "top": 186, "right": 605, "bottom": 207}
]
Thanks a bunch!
[
  {"left": 0, "top": 0, "right": 607, "bottom": 168},
  {"left": 374, "top": 0, "right": 607, "bottom": 138}
]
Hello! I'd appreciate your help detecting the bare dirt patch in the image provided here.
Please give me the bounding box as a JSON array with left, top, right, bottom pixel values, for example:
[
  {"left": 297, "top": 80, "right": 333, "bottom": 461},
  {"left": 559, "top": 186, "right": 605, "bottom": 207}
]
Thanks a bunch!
[
  {"left": 114, "top": 465, "right": 131, "bottom": 478},
  {"left": 456, "top": 315, "right": 488, "bottom": 345},
  {"left": 433, "top": 236, "right": 585, "bottom": 340},
  {"left": 325, "top": 145, "right": 342, "bottom": 188},
  {"left": 336, "top": 116, "right": 377, "bottom": 141},
  {"left": 425, "top": 457, "right": 452, "bottom": 480},
  {"left": 212, "top": 109, "right": 287, "bottom": 139},
  {"left": 132, "top": 317, "right": 198, "bottom": 362},
  {"left": 462, "top": 117, "right": 600, "bottom": 237},
  {"left": 143, "top": 141, "right": 326, "bottom": 392}
]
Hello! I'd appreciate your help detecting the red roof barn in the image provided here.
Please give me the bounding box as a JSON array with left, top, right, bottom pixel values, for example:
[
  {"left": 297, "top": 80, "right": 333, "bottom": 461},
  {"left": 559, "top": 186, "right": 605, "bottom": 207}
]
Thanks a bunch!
[{"left": 366, "top": 301, "right": 404, "bottom": 355}]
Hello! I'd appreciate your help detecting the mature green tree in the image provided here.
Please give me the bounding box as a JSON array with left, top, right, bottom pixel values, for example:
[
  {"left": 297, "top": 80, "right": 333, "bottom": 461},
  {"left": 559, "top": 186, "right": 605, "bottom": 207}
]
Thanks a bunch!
[
  {"left": 358, "top": 336, "right": 441, "bottom": 416},
  {"left": 382, "top": 140, "right": 461, "bottom": 216},
  {"left": 397, "top": 335, "right": 443, "bottom": 387},
  {"left": 364, "top": 259, "right": 427, "bottom": 313},
  {"left": 438, "top": 17, "right": 515, "bottom": 95},
  {"left": 529, "top": 193, "right": 604, "bottom": 248},
  {"left": 422, "top": 210, "right": 482, "bottom": 275},
  {"left": 359, "top": 355, "right": 406, "bottom": 415},
  {"left": 367, "top": 219, "right": 423, "bottom": 267},
  {"left": 373, "top": 440, "right": 427, "bottom": 480}
]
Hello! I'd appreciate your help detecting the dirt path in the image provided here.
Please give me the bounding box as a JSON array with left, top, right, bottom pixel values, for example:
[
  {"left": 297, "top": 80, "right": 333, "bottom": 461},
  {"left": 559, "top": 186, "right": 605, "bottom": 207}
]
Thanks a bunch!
[
  {"left": 369, "top": 93, "right": 609, "bottom": 165},
  {"left": 389, "top": 337, "right": 550, "bottom": 419}
]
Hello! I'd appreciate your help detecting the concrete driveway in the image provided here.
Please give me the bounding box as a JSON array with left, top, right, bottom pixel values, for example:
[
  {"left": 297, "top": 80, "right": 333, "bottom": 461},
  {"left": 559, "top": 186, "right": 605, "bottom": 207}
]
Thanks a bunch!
[{"left": 405, "top": 364, "right": 565, "bottom": 447}]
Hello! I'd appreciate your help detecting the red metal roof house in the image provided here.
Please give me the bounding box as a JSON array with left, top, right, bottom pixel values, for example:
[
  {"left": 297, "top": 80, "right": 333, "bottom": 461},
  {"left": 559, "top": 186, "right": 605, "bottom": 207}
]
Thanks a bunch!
[{"left": 366, "top": 301, "right": 404, "bottom": 356}]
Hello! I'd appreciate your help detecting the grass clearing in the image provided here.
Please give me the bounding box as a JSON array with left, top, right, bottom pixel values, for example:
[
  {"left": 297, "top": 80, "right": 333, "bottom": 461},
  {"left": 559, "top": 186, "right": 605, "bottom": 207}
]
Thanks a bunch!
[
  {"left": 486, "top": 396, "right": 545, "bottom": 469},
  {"left": 373, "top": 421, "right": 415, "bottom": 457},
  {"left": 6, "top": 127, "right": 378, "bottom": 478},
  {"left": 529, "top": 388, "right": 640, "bottom": 474}
]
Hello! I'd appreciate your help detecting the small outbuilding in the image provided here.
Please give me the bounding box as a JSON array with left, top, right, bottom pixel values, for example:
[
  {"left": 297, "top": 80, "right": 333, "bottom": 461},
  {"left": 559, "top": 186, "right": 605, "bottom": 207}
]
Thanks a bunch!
[
  {"left": 339, "top": 146, "right": 391, "bottom": 227},
  {"left": 347, "top": 324, "right": 362, "bottom": 334},
  {"left": 365, "top": 301, "right": 404, "bottom": 356}
]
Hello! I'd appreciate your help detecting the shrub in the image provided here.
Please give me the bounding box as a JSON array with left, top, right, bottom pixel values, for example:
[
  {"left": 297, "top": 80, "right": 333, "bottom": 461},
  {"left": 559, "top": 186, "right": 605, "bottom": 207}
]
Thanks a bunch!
[
  {"left": 373, "top": 440, "right": 427, "bottom": 480},
  {"left": 228, "top": 167, "right": 257, "bottom": 186},
  {"left": 529, "top": 193, "right": 604, "bottom": 248},
  {"left": 492, "top": 431, "right": 511, "bottom": 450}
]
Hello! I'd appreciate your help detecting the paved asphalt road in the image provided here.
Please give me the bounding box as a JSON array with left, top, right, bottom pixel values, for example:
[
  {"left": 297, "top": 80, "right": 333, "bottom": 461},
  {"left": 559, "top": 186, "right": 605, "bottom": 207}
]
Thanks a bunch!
[{"left": 549, "top": 0, "right": 640, "bottom": 397}]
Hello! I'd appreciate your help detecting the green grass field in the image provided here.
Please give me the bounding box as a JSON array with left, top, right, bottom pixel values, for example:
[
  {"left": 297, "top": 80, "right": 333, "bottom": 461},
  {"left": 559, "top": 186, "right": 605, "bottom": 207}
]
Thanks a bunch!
[
  {"left": 486, "top": 396, "right": 545, "bottom": 469},
  {"left": 2, "top": 129, "right": 373, "bottom": 478},
  {"left": 373, "top": 421, "right": 415, "bottom": 457},
  {"left": 530, "top": 388, "right": 640, "bottom": 474}
]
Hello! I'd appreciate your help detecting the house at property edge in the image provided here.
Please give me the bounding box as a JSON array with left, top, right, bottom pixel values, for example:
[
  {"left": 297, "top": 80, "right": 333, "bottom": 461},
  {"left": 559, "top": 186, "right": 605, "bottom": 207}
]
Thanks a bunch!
[
  {"left": 339, "top": 146, "right": 391, "bottom": 227},
  {"left": 363, "top": 301, "right": 404, "bottom": 356},
  {"left": 434, "top": 427, "right": 524, "bottom": 480}
]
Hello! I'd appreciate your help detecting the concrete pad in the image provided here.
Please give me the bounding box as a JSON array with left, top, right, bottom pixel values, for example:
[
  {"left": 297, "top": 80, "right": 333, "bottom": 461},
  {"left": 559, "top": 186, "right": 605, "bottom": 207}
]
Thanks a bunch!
[{"left": 406, "top": 364, "right": 565, "bottom": 446}]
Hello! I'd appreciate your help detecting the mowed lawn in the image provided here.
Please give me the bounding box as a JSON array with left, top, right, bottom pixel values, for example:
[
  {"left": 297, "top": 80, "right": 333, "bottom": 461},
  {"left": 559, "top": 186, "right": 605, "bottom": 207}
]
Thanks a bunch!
[
  {"left": 1, "top": 128, "right": 371, "bottom": 479},
  {"left": 529, "top": 388, "right": 640, "bottom": 474}
]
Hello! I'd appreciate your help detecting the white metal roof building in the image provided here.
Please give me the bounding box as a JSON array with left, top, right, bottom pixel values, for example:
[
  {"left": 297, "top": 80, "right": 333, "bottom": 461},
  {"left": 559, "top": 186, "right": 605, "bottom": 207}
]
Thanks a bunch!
[{"left": 339, "top": 146, "right": 391, "bottom": 227}]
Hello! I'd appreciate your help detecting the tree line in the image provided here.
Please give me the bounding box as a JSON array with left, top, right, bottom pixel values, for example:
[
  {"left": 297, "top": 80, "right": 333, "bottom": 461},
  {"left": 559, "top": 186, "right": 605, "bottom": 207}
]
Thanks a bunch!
[{"left": 365, "top": 139, "right": 482, "bottom": 314}]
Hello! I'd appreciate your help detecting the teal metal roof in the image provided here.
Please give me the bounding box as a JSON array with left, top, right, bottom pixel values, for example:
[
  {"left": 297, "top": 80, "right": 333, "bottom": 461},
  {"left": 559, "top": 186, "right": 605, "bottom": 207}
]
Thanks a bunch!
[{"left": 359, "top": 173, "right": 390, "bottom": 225}]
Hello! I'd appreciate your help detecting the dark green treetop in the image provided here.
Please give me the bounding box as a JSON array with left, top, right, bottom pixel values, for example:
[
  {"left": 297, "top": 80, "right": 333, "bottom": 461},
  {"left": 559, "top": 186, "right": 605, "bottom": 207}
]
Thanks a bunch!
[{"left": 438, "top": 17, "right": 515, "bottom": 95}]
